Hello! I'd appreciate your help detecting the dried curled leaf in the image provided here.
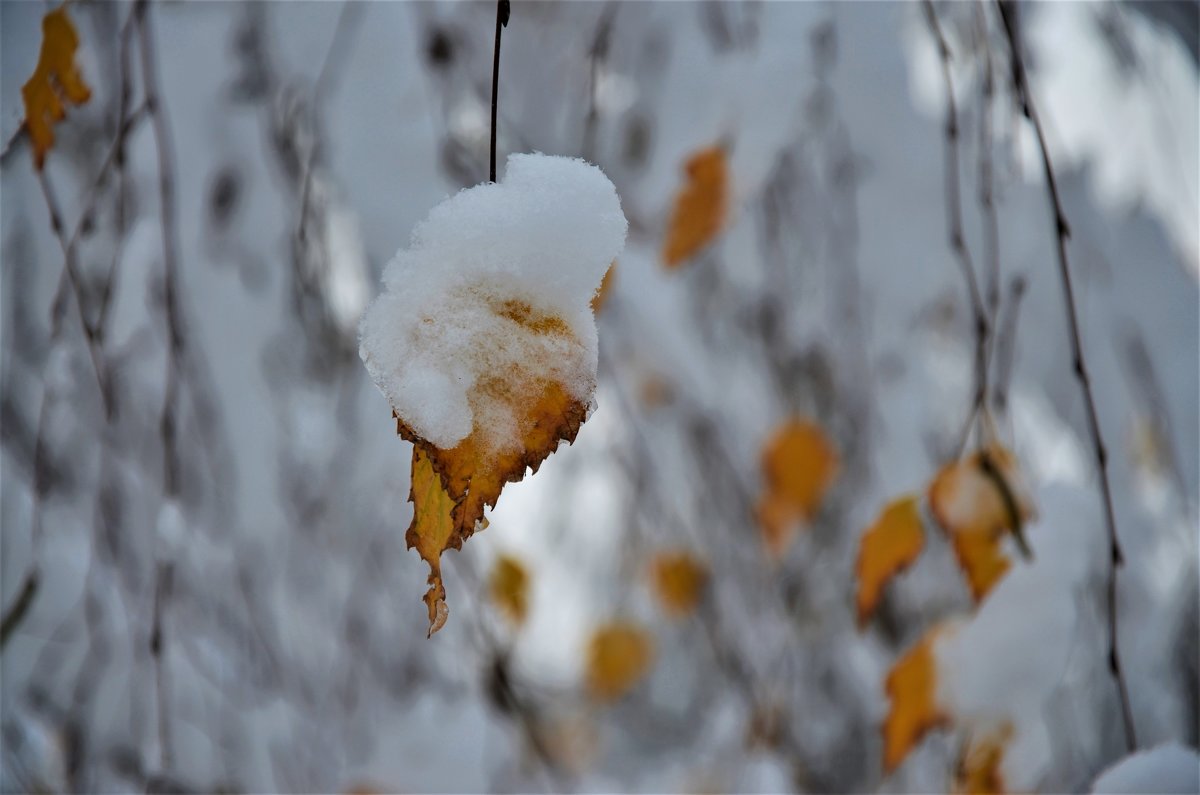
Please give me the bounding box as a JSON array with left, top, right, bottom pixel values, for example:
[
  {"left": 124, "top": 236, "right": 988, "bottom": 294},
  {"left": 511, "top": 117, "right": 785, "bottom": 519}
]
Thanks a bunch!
[
  {"left": 585, "top": 622, "right": 654, "bottom": 701},
  {"left": 406, "top": 446, "right": 457, "bottom": 636},
  {"left": 396, "top": 300, "right": 590, "bottom": 636},
  {"left": 856, "top": 495, "right": 926, "bottom": 627},
  {"left": 954, "top": 723, "right": 1013, "bottom": 794},
  {"left": 489, "top": 553, "right": 530, "bottom": 627},
  {"left": 21, "top": 7, "right": 91, "bottom": 170},
  {"left": 756, "top": 419, "right": 839, "bottom": 557},
  {"left": 662, "top": 146, "right": 729, "bottom": 268},
  {"left": 928, "top": 446, "right": 1036, "bottom": 602},
  {"left": 884, "top": 626, "right": 951, "bottom": 773},
  {"left": 649, "top": 551, "right": 709, "bottom": 617}
]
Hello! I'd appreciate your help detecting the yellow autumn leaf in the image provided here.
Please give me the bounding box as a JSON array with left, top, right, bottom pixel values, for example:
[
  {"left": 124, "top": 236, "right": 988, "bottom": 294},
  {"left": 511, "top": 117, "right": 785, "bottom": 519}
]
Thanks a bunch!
[
  {"left": 396, "top": 298, "right": 590, "bottom": 636},
  {"left": 662, "top": 146, "right": 729, "bottom": 268},
  {"left": 954, "top": 723, "right": 1013, "bottom": 794},
  {"left": 756, "top": 418, "right": 839, "bottom": 557},
  {"left": 21, "top": 6, "right": 91, "bottom": 170},
  {"left": 928, "top": 446, "right": 1035, "bottom": 602},
  {"left": 884, "top": 625, "right": 951, "bottom": 774},
  {"left": 406, "top": 445, "right": 458, "bottom": 636},
  {"left": 585, "top": 622, "right": 654, "bottom": 701},
  {"left": 649, "top": 551, "right": 709, "bottom": 618},
  {"left": 591, "top": 261, "right": 616, "bottom": 315},
  {"left": 856, "top": 495, "right": 926, "bottom": 628},
  {"left": 489, "top": 553, "right": 530, "bottom": 627}
]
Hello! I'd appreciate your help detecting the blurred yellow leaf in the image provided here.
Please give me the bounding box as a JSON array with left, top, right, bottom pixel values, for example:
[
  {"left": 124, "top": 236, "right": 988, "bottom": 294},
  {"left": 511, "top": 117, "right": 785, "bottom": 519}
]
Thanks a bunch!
[
  {"left": 756, "top": 419, "right": 839, "bottom": 557},
  {"left": 649, "top": 551, "right": 709, "bottom": 617},
  {"left": 591, "top": 261, "right": 616, "bottom": 314},
  {"left": 585, "top": 622, "right": 654, "bottom": 701},
  {"left": 856, "top": 495, "right": 925, "bottom": 627},
  {"left": 954, "top": 723, "right": 1013, "bottom": 794},
  {"left": 883, "top": 625, "right": 950, "bottom": 774},
  {"left": 928, "top": 446, "right": 1035, "bottom": 602},
  {"left": 638, "top": 374, "right": 675, "bottom": 410},
  {"left": 489, "top": 553, "right": 530, "bottom": 626},
  {"left": 398, "top": 299, "right": 589, "bottom": 636},
  {"left": 21, "top": 6, "right": 91, "bottom": 170},
  {"left": 662, "top": 146, "right": 729, "bottom": 268}
]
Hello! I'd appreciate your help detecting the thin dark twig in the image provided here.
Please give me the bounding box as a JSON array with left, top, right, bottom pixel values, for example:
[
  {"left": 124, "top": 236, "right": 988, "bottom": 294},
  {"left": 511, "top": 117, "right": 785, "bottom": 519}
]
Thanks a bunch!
[
  {"left": 136, "top": 0, "right": 184, "bottom": 499},
  {"left": 297, "top": 0, "right": 361, "bottom": 242},
  {"left": 581, "top": 2, "right": 619, "bottom": 161},
  {"left": 96, "top": 14, "right": 142, "bottom": 339},
  {"left": 150, "top": 561, "right": 174, "bottom": 771},
  {"left": 975, "top": 0, "right": 1002, "bottom": 324},
  {"left": 922, "top": 0, "right": 991, "bottom": 453},
  {"left": 489, "top": 0, "right": 510, "bottom": 183},
  {"left": 136, "top": 0, "right": 187, "bottom": 771},
  {"left": 0, "top": 569, "right": 40, "bottom": 650},
  {"left": 994, "top": 0, "right": 1138, "bottom": 752},
  {"left": 0, "top": 123, "right": 24, "bottom": 166},
  {"left": 991, "top": 275, "right": 1026, "bottom": 415},
  {"left": 34, "top": 170, "right": 111, "bottom": 412}
]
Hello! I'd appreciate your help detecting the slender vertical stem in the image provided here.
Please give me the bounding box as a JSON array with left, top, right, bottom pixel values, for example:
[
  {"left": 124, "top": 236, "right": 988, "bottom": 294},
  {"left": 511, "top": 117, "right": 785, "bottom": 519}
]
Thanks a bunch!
[
  {"left": 922, "top": 1, "right": 991, "bottom": 453},
  {"left": 994, "top": 0, "right": 1138, "bottom": 752},
  {"left": 489, "top": 0, "right": 510, "bottom": 182}
]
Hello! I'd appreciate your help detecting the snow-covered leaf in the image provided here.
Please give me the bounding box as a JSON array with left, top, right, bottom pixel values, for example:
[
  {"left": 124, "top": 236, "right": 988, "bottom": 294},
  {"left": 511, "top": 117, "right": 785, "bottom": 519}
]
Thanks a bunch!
[
  {"left": 928, "top": 447, "right": 1035, "bottom": 602},
  {"left": 361, "top": 154, "right": 627, "bottom": 635}
]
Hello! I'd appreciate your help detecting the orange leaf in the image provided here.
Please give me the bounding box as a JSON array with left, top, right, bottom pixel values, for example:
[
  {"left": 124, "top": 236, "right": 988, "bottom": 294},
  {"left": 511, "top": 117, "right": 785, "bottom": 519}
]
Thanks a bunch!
[
  {"left": 489, "top": 553, "right": 530, "bottom": 627},
  {"left": 21, "top": 6, "right": 91, "bottom": 170},
  {"left": 585, "top": 622, "right": 654, "bottom": 701},
  {"left": 591, "top": 261, "right": 616, "bottom": 314},
  {"left": 397, "top": 298, "right": 590, "bottom": 636},
  {"left": 856, "top": 495, "right": 925, "bottom": 628},
  {"left": 662, "top": 146, "right": 729, "bottom": 268},
  {"left": 756, "top": 419, "right": 839, "bottom": 557},
  {"left": 954, "top": 722, "right": 1013, "bottom": 794},
  {"left": 406, "top": 446, "right": 458, "bottom": 636},
  {"left": 884, "top": 626, "right": 951, "bottom": 773},
  {"left": 928, "top": 446, "right": 1035, "bottom": 602},
  {"left": 649, "top": 551, "right": 709, "bottom": 618}
]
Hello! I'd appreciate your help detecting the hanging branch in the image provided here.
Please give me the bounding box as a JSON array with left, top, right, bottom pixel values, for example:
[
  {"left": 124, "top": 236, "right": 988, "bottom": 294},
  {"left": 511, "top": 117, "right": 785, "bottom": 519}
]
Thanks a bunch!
[
  {"left": 974, "top": 0, "right": 1002, "bottom": 325},
  {"left": 921, "top": 1, "right": 991, "bottom": 453},
  {"left": 489, "top": 0, "right": 510, "bottom": 182},
  {"left": 994, "top": 0, "right": 1138, "bottom": 752},
  {"left": 136, "top": 0, "right": 187, "bottom": 770}
]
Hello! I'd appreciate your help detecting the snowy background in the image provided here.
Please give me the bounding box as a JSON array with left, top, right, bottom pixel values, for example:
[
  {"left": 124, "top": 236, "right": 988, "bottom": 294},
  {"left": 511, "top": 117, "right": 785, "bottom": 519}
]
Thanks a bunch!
[{"left": 1, "top": 1, "right": 1196, "bottom": 793}]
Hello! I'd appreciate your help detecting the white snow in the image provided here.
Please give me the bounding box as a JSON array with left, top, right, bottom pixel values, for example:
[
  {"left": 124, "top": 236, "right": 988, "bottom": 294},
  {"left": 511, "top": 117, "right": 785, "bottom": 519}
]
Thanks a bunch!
[
  {"left": 358, "top": 153, "right": 627, "bottom": 449},
  {"left": 1092, "top": 743, "right": 1200, "bottom": 794}
]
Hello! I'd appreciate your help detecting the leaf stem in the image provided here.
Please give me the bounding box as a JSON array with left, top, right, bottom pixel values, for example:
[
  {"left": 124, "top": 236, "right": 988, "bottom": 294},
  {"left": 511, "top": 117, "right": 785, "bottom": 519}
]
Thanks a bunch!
[{"left": 489, "top": 0, "right": 509, "bottom": 183}]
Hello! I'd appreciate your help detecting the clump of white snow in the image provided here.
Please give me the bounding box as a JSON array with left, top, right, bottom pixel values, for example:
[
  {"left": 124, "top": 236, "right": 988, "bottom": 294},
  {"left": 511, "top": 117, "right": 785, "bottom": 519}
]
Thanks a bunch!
[
  {"left": 934, "top": 485, "right": 1110, "bottom": 789},
  {"left": 359, "top": 153, "right": 627, "bottom": 450},
  {"left": 1092, "top": 743, "right": 1200, "bottom": 794}
]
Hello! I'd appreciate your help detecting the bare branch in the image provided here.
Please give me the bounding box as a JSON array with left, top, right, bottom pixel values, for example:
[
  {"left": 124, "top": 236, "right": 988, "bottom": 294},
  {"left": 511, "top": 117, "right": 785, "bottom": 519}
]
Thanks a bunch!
[
  {"left": 994, "top": 0, "right": 1138, "bottom": 752},
  {"left": 922, "top": 0, "right": 992, "bottom": 454}
]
